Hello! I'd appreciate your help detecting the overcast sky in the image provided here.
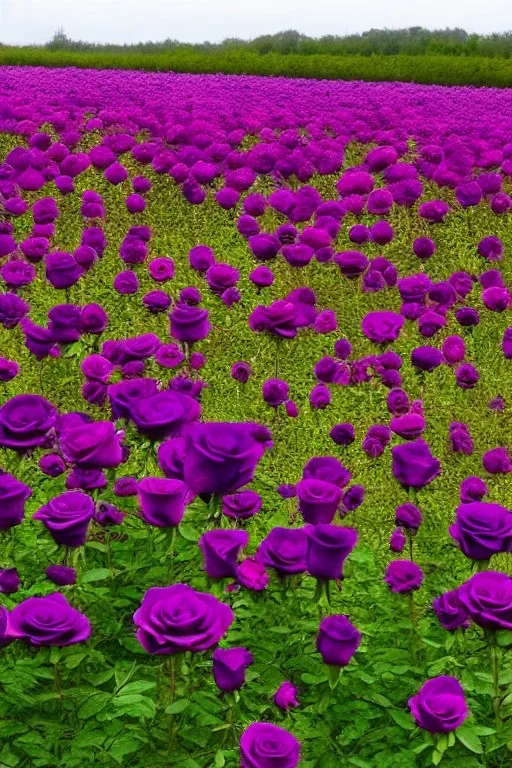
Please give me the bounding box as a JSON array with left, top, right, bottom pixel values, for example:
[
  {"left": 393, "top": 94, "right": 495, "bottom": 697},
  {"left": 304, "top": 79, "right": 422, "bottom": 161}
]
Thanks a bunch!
[{"left": 1, "top": 0, "right": 511, "bottom": 45}]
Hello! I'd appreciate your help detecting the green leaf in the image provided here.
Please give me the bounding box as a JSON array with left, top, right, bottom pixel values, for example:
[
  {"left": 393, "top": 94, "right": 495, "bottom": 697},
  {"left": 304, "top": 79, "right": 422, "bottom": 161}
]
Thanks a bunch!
[
  {"left": 456, "top": 726, "right": 483, "bottom": 754},
  {"left": 80, "top": 568, "right": 112, "bottom": 583},
  {"left": 165, "top": 699, "right": 190, "bottom": 714},
  {"left": 496, "top": 630, "right": 512, "bottom": 647},
  {"left": 300, "top": 673, "right": 328, "bottom": 685},
  {"left": 117, "top": 681, "right": 156, "bottom": 696},
  {"left": 432, "top": 749, "right": 443, "bottom": 766},
  {"left": 178, "top": 523, "right": 201, "bottom": 542},
  {"left": 109, "top": 735, "right": 144, "bottom": 764},
  {"left": 388, "top": 710, "right": 415, "bottom": 730},
  {"left": 77, "top": 693, "right": 112, "bottom": 719},
  {"left": 214, "top": 751, "right": 226, "bottom": 768},
  {"left": 113, "top": 694, "right": 156, "bottom": 719}
]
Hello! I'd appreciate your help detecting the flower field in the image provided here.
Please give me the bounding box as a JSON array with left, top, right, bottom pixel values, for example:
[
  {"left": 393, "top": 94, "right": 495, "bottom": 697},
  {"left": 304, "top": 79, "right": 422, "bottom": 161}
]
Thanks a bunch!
[{"left": 0, "top": 66, "right": 512, "bottom": 768}]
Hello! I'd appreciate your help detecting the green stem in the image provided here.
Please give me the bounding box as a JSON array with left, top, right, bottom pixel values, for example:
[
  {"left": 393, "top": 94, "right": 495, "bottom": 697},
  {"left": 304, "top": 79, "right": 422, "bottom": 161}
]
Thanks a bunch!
[
  {"left": 489, "top": 635, "right": 502, "bottom": 727},
  {"left": 167, "top": 527, "right": 177, "bottom": 582},
  {"left": 167, "top": 655, "right": 177, "bottom": 755}
]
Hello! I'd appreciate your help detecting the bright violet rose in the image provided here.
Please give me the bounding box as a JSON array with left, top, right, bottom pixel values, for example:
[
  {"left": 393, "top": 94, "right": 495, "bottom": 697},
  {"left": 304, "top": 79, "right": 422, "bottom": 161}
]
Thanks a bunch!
[
  {"left": 316, "top": 614, "right": 361, "bottom": 666},
  {"left": 212, "top": 647, "right": 253, "bottom": 692},
  {"left": 240, "top": 723, "right": 300, "bottom": 768},
  {"left": 222, "top": 490, "right": 262, "bottom": 520},
  {"left": 306, "top": 524, "right": 358, "bottom": 580},
  {"left": 449, "top": 502, "right": 512, "bottom": 561},
  {"left": 457, "top": 571, "right": 512, "bottom": 631},
  {"left": 5, "top": 593, "right": 91, "bottom": 646},
  {"left": 237, "top": 558, "right": 269, "bottom": 591},
  {"left": 133, "top": 584, "right": 234, "bottom": 654},
  {"left": 0, "top": 473, "right": 32, "bottom": 529},
  {"left": 384, "top": 560, "right": 424, "bottom": 593},
  {"left": 131, "top": 390, "right": 201, "bottom": 441},
  {"left": 460, "top": 476, "right": 488, "bottom": 503},
  {"left": 391, "top": 440, "right": 441, "bottom": 489},
  {"left": 390, "top": 528, "right": 406, "bottom": 553},
  {"left": 59, "top": 421, "right": 123, "bottom": 468},
  {"left": 0, "top": 394, "right": 57, "bottom": 451},
  {"left": 433, "top": 589, "right": 470, "bottom": 631},
  {"left": 157, "top": 438, "right": 186, "bottom": 480},
  {"left": 409, "top": 677, "right": 469, "bottom": 733},
  {"left": 138, "top": 477, "right": 188, "bottom": 527},
  {"left": 33, "top": 491, "right": 95, "bottom": 547},
  {"left": 169, "top": 302, "right": 210, "bottom": 344},
  {"left": 361, "top": 311, "right": 404, "bottom": 344},
  {"left": 303, "top": 456, "right": 351, "bottom": 488},
  {"left": 296, "top": 479, "right": 343, "bottom": 524},
  {"left": 183, "top": 422, "right": 269, "bottom": 496},
  {"left": 46, "top": 565, "right": 77, "bottom": 587},
  {"left": 395, "top": 503, "right": 422, "bottom": 530},
  {"left": 274, "top": 681, "right": 299, "bottom": 710},
  {"left": 257, "top": 527, "right": 308, "bottom": 575},
  {"left": 199, "top": 529, "right": 249, "bottom": 578}
]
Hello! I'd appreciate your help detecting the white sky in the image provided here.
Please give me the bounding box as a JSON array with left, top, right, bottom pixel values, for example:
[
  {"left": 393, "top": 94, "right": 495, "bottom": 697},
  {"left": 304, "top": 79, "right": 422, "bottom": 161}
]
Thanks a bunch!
[{"left": 0, "top": 0, "right": 511, "bottom": 45}]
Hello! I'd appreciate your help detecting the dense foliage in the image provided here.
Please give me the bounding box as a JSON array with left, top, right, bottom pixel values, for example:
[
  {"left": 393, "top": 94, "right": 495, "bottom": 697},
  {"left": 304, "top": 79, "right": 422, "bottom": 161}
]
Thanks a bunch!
[{"left": 0, "top": 66, "right": 511, "bottom": 768}]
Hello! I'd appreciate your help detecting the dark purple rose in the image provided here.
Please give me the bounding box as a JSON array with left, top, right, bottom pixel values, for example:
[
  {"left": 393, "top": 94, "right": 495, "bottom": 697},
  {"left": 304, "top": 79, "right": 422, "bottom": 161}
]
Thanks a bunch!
[
  {"left": 0, "top": 568, "right": 19, "bottom": 594},
  {"left": 249, "top": 265, "right": 274, "bottom": 289},
  {"left": 59, "top": 421, "right": 123, "bottom": 468},
  {"left": 361, "top": 311, "right": 404, "bottom": 344},
  {"left": 143, "top": 290, "right": 171, "bottom": 313},
  {"left": 240, "top": 723, "right": 300, "bottom": 768},
  {"left": 45, "top": 251, "right": 83, "bottom": 289},
  {"left": 330, "top": 423, "right": 355, "bottom": 446},
  {"left": 66, "top": 467, "right": 108, "bottom": 491},
  {"left": 21, "top": 319, "right": 58, "bottom": 360},
  {"left": 183, "top": 422, "right": 268, "bottom": 496},
  {"left": 33, "top": 491, "right": 95, "bottom": 547},
  {"left": 392, "top": 440, "right": 441, "bottom": 490},
  {"left": 385, "top": 560, "right": 424, "bottom": 593},
  {"left": 390, "top": 413, "right": 426, "bottom": 440},
  {"left": 310, "top": 384, "right": 331, "bottom": 410},
  {"left": 190, "top": 352, "right": 206, "bottom": 371},
  {"left": 131, "top": 390, "right": 201, "bottom": 441},
  {"left": 114, "top": 270, "right": 139, "bottom": 295},
  {"left": 0, "top": 293, "right": 30, "bottom": 329},
  {"left": 138, "top": 477, "right": 188, "bottom": 527},
  {"left": 133, "top": 584, "right": 234, "bottom": 654},
  {"left": 387, "top": 388, "right": 409, "bottom": 416},
  {"left": 199, "top": 529, "right": 249, "bottom": 578},
  {"left": 482, "top": 447, "right": 511, "bottom": 474},
  {"left": 442, "top": 336, "right": 465, "bottom": 365},
  {"left": 81, "top": 354, "right": 114, "bottom": 383},
  {"left": 0, "top": 394, "right": 57, "bottom": 451},
  {"left": 5, "top": 593, "right": 91, "bottom": 646},
  {"left": 157, "top": 438, "right": 185, "bottom": 480},
  {"left": 114, "top": 476, "right": 139, "bottom": 497},
  {"left": 460, "top": 476, "right": 488, "bottom": 503},
  {"left": 413, "top": 237, "right": 435, "bottom": 260},
  {"left": 94, "top": 502, "right": 125, "bottom": 527},
  {"left": 223, "top": 490, "right": 262, "bottom": 520},
  {"left": 334, "top": 339, "right": 352, "bottom": 360},
  {"left": 303, "top": 457, "right": 351, "bottom": 488},
  {"left": 455, "top": 364, "right": 479, "bottom": 390},
  {"left": 1, "top": 259, "right": 36, "bottom": 289},
  {"left": 154, "top": 343, "right": 185, "bottom": 369},
  {"left": 170, "top": 302, "right": 210, "bottom": 344},
  {"left": 455, "top": 307, "right": 480, "bottom": 327},
  {"left": 296, "top": 479, "right": 343, "bottom": 524},
  {"left": 478, "top": 236, "right": 503, "bottom": 261},
  {"left": 458, "top": 571, "right": 512, "bottom": 631},
  {"left": 277, "top": 484, "right": 297, "bottom": 499},
  {"left": 433, "top": 590, "right": 469, "bottom": 631},
  {"left": 316, "top": 614, "right": 361, "bottom": 666},
  {"left": 306, "top": 524, "right": 357, "bottom": 580},
  {"left": 262, "top": 379, "right": 289, "bottom": 409},
  {"left": 0, "top": 472, "right": 32, "bottom": 530},
  {"left": 46, "top": 565, "right": 77, "bottom": 586},
  {"left": 409, "top": 677, "right": 468, "bottom": 734},
  {"left": 341, "top": 484, "right": 365, "bottom": 513},
  {"left": 395, "top": 503, "right": 422, "bottom": 530},
  {"left": 257, "top": 527, "right": 307, "bottom": 575},
  {"left": 249, "top": 301, "right": 298, "bottom": 339},
  {"left": 212, "top": 647, "right": 253, "bottom": 692},
  {"left": 39, "top": 453, "right": 66, "bottom": 477},
  {"left": 274, "top": 681, "right": 299, "bottom": 710},
  {"left": 449, "top": 502, "right": 512, "bottom": 561},
  {"left": 189, "top": 245, "right": 215, "bottom": 272},
  {"left": 79, "top": 304, "right": 108, "bottom": 334},
  {"left": 231, "top": 361, "right": 252, "bottom": 383},
  {"left": 206, "top": 263, "right": 240, "bottom": 295},
  {"left": 48, "top": 304, "right": 81, "bottom": 344},
  {"left": 418, "top": 311, "right": 446, "bottom": 338},
  {"left": 411, "top": 346, "right": 443, "bottom": 372},
  {"left": 237, "top": 558, "right": 269, "bottom": 591}
]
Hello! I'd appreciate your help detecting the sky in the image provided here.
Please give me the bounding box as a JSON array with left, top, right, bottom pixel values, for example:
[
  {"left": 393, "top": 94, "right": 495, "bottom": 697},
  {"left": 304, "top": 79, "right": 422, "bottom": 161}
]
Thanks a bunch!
[{"left": 1, "top": 0, "right": 512, "bottom": 45}]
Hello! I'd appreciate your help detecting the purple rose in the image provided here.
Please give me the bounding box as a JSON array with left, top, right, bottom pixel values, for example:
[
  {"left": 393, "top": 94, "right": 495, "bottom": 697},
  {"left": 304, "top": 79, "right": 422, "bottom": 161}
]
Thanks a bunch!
[
  {"left": 458, "top": 571, "right": 512, "bottom": 631},
  {"left": 460, "top": 476, "right": 488, "bottom": 503},
  {"left": 274, "top": 681, "right": 299, "bottom": 710},
  {"left": 306, "top": 524, "right": 357, "bottom": 580},
  {"left": 143, "top": 290, "right": 171, "bottom": 313},
  {"left": 0, "top": 568, "right": 19, "bottom": 594},
  {"left": 94, "top": 502, "right": 125, "bottom": 527},
  {"left": 0, "top": 293, "right": 30, "bottom": 329},
  {"left": 114, "top": 476, "right": 139, "bottom": 497},
  {"left": 455, "top": 307, "right": 480, "bottom": 327},
  {"left": 450, "top": 426, "right": 474, "bottom": 455},
  {"left": 387, "top": 388, "right": 410, "bottom": 416},
  {"left": 80, "top": 354, "right": 114, "bottom": 383},
  {"left": 133, "top": 584, "right": 234, "bottom": 654},
  {"left": 155, "top": 343, "right": 185, "bottom": 369},
  {"left": 449, "top": 502, "right": 512, "bottom": 561},
  {"left": 390, "top": 528, "right": 406, "bottom": 553},
  {"left": 257, "top": 527, "right": 307, "bottom": 575},
  {"left": 170, "top": 302, "right": 210, "bottom": 344},
  {"left": 384, "top": 560, "right": 424, "bottom": 593},
  {"left": 0, "top": 358, "right": 19, "bottom": 382},
  {"left": 183, "top": 422, "right": 268, "bottom": 496},
  {"left": 310, "top": 384, "right": 331, "bottom": 409},
  {"left": 222, "top": 490, "right": 262, "bottom": 520},
  {"left": 39, "top": 453, "right": 66, "bottom": 477},
  {"left": 411, "top": 346, "right": 443, "bottom": 372},
  {"left": 442, "top": 336, "right": 466, "bottom": 365},
  {"left": 361, "top": 311, "right": 404, "bottom": 344},
  {"left": 212, "top": 647, "right": 253, "bottom": 692},
  {"left": 0, "top": 394, "right": 57, "bottom": 451},
  {"left": 262, "top": 379, "right": 289, "bottom": 409},
  {"left": 303, "top": 456, "right": 351, "bottom": 488},
  {"left": 296, "top": 479, "right": 343, "bottom": 525},
  {"left": 277, "top": 484, "right": 297, "bottom": 499},
  {"left": 395, "top": 503, "right": 422, "bottom": 530},
  {"left": 5, "top": 593, "right": 90, "bottom": 647},
  {"left": 59, "top": 421, "right": 123, "bottom": 468},
  {"left": 433, "top": 590, "right": 469, "bottom": 631},
  {"left": 131, "top": 390, "right": 201, "bottom": 441},
  {"left": 79, "top": 304, "right": 108, "bottom": 334},
  {"left": 391, "top": 440, "right": 440, "bottom": 490},
  {"left": 199, "top": 529, "right": 249, "bottom": 578},
  {"left": 45, "top": 251, "right": 83, "bottom": 289},
  {"left": 46, "top": 565, "right": 77, "bottom": 586},
  {"left": 66, "top": 467, "right": 107, "bottom": 491},
  {"left": 249, "top": 265, "right": 274, "bottom": 289},
  {"left": 138, "top": 477, "right": 188, "bottom": 527},
  {"left": 482, "top": 447, "right": 510, "bottom": 474},
  {"left": 148, "top": 257, "right": 174, "bottom": 283},
  {"left": 0, "top": 473, "right": 32, "bottom": 530},
  {"left": 231, "top": 361, "right": 252, "bottom": 383},
  {"left": 114, "top": 270, "right": 139, "bottom": 295},
  {"left": 48, "top": 304, "right": 81, "bottom": 344},
  {"left": 316, "top": 614, "right": 361, "bottom": 666},
  {"left": 329, "top": 423, "right": 355, "bottom": 446},
  {"left": 409, "top": 677, "right": 468, "bottom": 734},
  {"left": 237, "top": 558, "right": 269, "bottom": 591},
  {"left": 341, "top": 484, "right": 365, "bottom": 513},
  {"left": 240, "top": 723, "right": 300, "bottom": 768},
  {"left": 456, "top": 364, "right": 479, "bottom": 389},
  {"left": 249, "top": 300, "right": 298, "bottom": 339},
  {"left": 334, "top": 250, "right": 368, "bottom": 278},
  {"left": 189, "top": 245, "right": 215, "bottom": 272},
  {"left": 33, "top": 491, "right": 95, "bottom": 547},
  {"left": 206, "top": 263, "right": 240, "bottom": 295}
]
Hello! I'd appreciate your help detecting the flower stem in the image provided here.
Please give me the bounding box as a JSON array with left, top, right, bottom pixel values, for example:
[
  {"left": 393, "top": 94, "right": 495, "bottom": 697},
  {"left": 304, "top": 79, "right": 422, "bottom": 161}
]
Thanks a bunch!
[
  {"left": 489, "top": 634, "right": 502, "bottom": 727},
  {"left": 167, "top": 526, "right": 177, "bottom": 582}
]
